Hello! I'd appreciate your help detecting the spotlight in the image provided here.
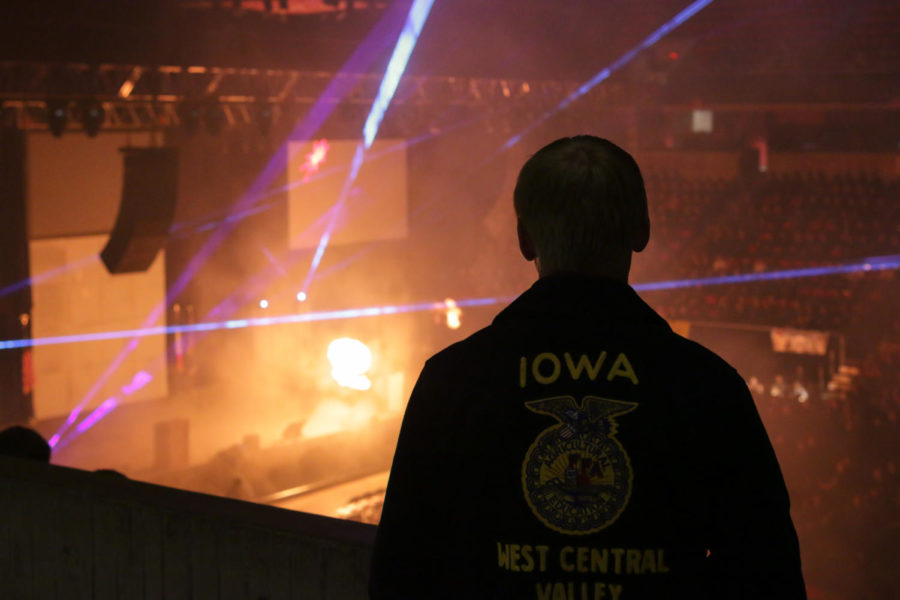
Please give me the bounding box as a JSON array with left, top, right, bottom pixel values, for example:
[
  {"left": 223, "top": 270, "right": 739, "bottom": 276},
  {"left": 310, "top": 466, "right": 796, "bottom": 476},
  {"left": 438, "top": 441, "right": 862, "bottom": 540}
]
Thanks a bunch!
[
  {"left": 296, "top": 291, "right": 307, "bottom": 302},
  {"left": 178, "top": 101, "right": 202, "bottom": 135},
  {"left": 259, "top": 299, "right": 269, "bottom": 309},
  {"left": 204, "top": 102, "right": 226, "bottom": 136},
  {"left": 46, "top": 99, "right": 69, "bottom": 137},
  {"left": 327, "top": 338, "right": 372, "bottom": 391},
  {"left": 80, "top": 99, "right": 105, "bottom": 137},
  {"left": 444, "top": 298, "right": 462, "bottom": 330}
]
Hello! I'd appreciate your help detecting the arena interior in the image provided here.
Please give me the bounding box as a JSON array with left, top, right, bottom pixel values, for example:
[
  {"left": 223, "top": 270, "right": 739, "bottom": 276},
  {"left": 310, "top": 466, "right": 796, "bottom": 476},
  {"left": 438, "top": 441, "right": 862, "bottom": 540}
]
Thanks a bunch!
[{"left": 0, "top": 1, "right": 897, "bottom": 598}]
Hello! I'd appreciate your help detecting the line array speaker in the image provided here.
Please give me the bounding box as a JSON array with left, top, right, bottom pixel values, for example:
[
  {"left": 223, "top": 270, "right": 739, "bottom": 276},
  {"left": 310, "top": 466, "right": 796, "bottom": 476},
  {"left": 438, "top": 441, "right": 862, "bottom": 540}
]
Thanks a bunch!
[{"left": 101, "top": 147, "right": 178, "bottom": 274}]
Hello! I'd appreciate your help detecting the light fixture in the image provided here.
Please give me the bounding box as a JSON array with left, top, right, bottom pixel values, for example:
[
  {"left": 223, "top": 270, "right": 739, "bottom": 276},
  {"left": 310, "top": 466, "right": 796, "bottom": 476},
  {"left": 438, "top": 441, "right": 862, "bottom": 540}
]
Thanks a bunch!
[
  {"left": 80, "top": 99, "right": 105, "bottom": 137},
  {"left": 46, "top": 99, "right": 69, "bottom": 137},
  {"left": 327, "top": 337, "right": 372, "bottom": 391}
]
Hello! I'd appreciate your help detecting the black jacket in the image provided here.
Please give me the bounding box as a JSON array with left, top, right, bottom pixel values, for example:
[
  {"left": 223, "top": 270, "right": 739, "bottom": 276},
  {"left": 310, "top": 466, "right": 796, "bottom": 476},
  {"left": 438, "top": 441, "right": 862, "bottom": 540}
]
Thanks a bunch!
[{"left": 370, "top": 275, "right": 805, "bottom": 599}]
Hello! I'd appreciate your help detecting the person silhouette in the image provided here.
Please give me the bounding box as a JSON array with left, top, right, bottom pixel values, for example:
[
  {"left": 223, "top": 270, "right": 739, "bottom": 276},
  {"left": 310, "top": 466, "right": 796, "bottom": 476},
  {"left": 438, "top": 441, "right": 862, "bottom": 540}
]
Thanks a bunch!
[{"left": 370, "top": 136, "right": 805, "bottom": 599}]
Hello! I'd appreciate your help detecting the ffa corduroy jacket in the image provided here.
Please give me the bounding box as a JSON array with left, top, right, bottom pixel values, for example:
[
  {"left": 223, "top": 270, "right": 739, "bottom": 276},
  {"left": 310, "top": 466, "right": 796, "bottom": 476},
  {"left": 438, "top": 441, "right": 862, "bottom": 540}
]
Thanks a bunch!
[{"left": 370, "top": 275, "right": 805, "bottom": 600}]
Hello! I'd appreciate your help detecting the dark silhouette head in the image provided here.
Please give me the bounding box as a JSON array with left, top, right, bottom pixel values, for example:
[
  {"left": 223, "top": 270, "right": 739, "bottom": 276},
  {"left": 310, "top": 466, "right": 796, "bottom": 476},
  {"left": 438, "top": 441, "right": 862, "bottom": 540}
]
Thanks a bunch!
[
  {"left": 0, "top": 426, "right": 52, "bottom": 462},
  {"left": 514, "top": 135, "right": 650, "bottom": 281}
]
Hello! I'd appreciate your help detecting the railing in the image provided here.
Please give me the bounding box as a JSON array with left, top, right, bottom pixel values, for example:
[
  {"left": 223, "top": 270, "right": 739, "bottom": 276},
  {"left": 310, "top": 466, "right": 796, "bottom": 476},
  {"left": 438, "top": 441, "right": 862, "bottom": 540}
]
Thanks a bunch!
[{"left": 0, "top": 455, "right": 376, "bottom": 599}]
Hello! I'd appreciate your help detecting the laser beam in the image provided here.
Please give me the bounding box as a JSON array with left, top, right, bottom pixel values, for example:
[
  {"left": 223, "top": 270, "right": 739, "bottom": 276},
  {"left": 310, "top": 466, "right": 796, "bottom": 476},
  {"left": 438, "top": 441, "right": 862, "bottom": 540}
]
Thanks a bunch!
[
  {"left": 363, "top": 0, "right": 435, "bottom": 149},
  {"left": 53, "top": 7, "right": 417, "bottom": 449},
  {"left": 298, "top": 0, "right": 436, "bottom": 295},
  {"left": 6, "top": 255, "right": 897, "bottom": 352},
  {"left": 48, "top": 370, "right": 155, "bottom": 449},
  {"left": 501, "top": 0, "right": 717, "bottom": 151},
  {"left": 0, "top": 255, "right": 98, "bottom": 299},
  {"left": 40, "top": 252, "right": 900, "bottom": 450}
]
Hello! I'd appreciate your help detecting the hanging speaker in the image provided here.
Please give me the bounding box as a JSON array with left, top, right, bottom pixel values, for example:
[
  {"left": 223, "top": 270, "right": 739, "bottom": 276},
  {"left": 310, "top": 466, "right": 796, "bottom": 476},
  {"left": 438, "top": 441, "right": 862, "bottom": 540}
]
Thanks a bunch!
[{"left": 100, "top": 147, "right": 178, "bottom": 274}]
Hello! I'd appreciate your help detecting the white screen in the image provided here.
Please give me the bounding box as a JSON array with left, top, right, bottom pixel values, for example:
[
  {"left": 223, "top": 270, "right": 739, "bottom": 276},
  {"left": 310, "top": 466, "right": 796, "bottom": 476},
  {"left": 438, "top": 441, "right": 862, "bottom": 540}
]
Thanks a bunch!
[{"left": 288, "top": 139, "right": 408, "bottom": 249}]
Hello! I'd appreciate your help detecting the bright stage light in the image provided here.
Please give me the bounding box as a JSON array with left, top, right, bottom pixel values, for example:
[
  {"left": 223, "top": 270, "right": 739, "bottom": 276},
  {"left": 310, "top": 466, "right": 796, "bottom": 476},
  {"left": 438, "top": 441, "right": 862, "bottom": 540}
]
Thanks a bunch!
[
  {"left": 299, "top": 138, "right": 331, "bottom": 181},
  {"left": 444, "top": 298, "right": 462, "bottom": 330},
  {"left": 259, "top": 299, "right": 269, "bottom": 309},
  {"left": 327, "top": 337, "right": 373, "bottom": 391},
  {"left": 296, "top": 291, "right": 307, "bottom": 302},
  {"left": 49, "top": 3, "right": 419, "bottom": 453}
]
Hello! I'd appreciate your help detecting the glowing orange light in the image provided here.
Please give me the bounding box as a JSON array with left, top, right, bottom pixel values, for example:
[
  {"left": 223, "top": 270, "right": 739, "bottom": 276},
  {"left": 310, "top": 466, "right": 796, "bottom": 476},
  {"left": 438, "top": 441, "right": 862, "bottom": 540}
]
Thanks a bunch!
[
  {"left": 300, "top": 138, "right": 331, "bottom": 181},
  {"left": 444, "top": 298, "right": 462, "bottom": 330},
  {"left": 327, "top": 337, "right": 372, "bottom": 390},
  {"left": 301, "top": 399, "right": 376, "bottom": 439},
  {"left": 118, "top": 80, "right": 135, "bottom": 98}
]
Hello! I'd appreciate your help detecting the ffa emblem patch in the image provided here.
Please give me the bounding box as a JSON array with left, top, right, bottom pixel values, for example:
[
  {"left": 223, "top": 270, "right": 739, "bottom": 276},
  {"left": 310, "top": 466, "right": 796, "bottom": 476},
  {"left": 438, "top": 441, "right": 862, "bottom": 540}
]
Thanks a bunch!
[{"left": 522, "top": 395, "right": 637, "bottom": 535}]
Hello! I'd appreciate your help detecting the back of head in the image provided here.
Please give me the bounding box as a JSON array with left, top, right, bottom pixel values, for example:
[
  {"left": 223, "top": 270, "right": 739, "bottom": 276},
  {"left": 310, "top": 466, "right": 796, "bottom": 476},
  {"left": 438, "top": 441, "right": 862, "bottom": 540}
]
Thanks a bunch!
[
  {"left": 0, "top": 426, "right": 52, "bottom": 463},
  {"left": 513, "top": 135, "right": 648, "bottom": 276}
]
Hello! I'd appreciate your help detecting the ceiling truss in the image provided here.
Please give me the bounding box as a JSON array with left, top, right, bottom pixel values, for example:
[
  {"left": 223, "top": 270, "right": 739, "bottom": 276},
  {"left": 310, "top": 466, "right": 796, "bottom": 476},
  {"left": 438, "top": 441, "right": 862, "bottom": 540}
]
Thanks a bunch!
[{"left": 0, "top": 61, "right": 587, "bottom": 132}]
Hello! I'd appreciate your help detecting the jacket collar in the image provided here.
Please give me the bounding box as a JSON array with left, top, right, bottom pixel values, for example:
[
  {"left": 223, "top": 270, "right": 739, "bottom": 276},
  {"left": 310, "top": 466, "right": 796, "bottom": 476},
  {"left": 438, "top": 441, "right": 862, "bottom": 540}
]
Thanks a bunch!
[{"left": 493, "top": 274, "right": 671, "bottom": 333}]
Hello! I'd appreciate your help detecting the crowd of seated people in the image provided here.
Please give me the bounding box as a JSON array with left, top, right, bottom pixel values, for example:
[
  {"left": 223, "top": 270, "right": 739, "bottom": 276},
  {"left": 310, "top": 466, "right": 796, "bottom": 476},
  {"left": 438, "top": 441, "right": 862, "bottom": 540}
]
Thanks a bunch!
[
  {"left": 636, "top": 170, "right": 898, "bottom": 282},
  {"left": 628, "top": 169, "right": 897, "bottom": 599},
  {"left": 647, "top": 272, "right": 896, "bottom": 331},
  {"left": 750, "top": 341, "right": 898, "bottom": 599}
]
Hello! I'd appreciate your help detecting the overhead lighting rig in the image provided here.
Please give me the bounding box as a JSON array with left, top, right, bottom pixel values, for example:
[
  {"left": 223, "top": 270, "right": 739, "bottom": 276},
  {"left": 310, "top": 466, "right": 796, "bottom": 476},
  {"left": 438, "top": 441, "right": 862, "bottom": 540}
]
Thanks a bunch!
[
  {"left": 79, "top": 99, "right": 105, "bottom": 137},
  {"left": 0, "top": 60, "right": 613, "bottom": 134},
  {"left": 45, "top": 98, "right": 69, "bottom": 137},
  {"left": 175, "top": 0, "right": 390, "bottom": 16}
]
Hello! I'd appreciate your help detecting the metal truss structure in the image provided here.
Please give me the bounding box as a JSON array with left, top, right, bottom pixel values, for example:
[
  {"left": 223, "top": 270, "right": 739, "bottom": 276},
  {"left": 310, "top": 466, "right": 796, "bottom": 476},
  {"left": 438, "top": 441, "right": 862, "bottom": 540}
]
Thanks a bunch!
[{"left": 0, "top": 60, "right": 595, "bottom": 133}]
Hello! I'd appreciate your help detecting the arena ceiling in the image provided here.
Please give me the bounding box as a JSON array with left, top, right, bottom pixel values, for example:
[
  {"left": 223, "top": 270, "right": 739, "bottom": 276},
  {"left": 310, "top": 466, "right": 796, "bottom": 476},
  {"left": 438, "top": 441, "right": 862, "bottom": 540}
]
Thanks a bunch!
[{"left": 0, "top": 0, "right": 897, "bottom": 124}]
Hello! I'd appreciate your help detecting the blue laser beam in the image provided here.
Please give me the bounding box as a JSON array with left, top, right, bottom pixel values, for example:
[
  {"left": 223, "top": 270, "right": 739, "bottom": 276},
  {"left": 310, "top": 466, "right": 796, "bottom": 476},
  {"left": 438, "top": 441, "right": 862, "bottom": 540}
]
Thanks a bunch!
[
  {"left": 0, "top": 255, "right": 98, "bottom": 299},
  {"left": 633, "top": 257, "right": 898, "bottom": 291},
  {"left": 298, "top": 145, "right": 366, "bottom": 294},
  {"left": 48, "top": 7, "right": 429, "bottom": 450},
  {"left": 298, "top": 0, "right": 436, "bottom": 295},
  {"left": 5, "top": 255, "right": 897, "bottom": 352},
  {"left": 501, "top": 0, "right": 717, "bottom": 151},
  {"left": 363, "top": 0, "right": 436, "bottom": 149},
  {"left": 33, "top": 252, "right": 900, "bottom": 451},
  {"left": 51, "top": 9, "right": 416, "bottom": 448}
]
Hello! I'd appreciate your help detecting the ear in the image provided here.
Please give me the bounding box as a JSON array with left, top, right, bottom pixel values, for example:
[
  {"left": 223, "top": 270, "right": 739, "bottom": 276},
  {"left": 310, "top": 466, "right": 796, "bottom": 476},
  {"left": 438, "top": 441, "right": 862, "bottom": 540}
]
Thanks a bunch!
[
  {"left": 632, "top": 215, "right": 650, "bottom": 253},
  {"left": 517, "top": 218, "right": 537, "bottom": 262}
]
